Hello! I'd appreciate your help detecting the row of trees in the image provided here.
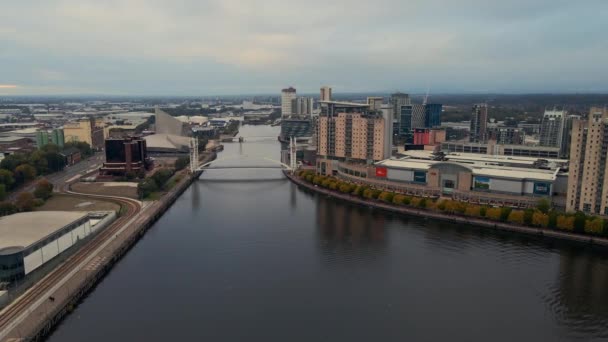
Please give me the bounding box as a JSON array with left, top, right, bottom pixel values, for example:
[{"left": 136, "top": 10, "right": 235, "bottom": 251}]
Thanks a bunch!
[
  {"left": 297, "top": 170, "right": 608, "bottom": 237},
  {"left": 137, "top": 169, "right": 176, "bottom": 199},
  {"left": 0, "top": 142, "right": 93, "bottom": 200},
  {"left": 0, "top": 179, "right": 54, "bottom": 216}
]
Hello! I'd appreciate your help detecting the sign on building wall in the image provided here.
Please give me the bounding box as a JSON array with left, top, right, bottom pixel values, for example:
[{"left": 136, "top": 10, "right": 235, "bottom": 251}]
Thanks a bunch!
[
  {"left": 413, "top": 171, "right": 426, "bottom": 183},
  {"left": 474, "top": 176, "right": 490, "bottom": 190},
  {"left": 533, "top": 182, "right": 550, "bottom": 195},
  {"left": 375, "top": 167, "right": 387, "bottom": 178}
]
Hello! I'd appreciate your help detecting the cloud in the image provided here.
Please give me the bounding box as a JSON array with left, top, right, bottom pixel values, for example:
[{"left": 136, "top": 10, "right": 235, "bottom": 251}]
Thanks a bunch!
[
  {"left": 0, "top": 0, "right": 607, "bottom": 95},
  {"left": 0, "top": 85, "right": 18, "bottom": 89}
]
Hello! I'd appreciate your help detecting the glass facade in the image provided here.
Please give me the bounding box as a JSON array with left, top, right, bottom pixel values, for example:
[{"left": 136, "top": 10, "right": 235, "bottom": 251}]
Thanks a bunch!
[{"left": 425, "top": 103, "right": 442, "bottom": 128}]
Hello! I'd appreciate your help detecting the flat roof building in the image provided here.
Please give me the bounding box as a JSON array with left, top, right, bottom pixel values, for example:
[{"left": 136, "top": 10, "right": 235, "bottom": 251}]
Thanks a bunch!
[{"left": 0, "top": 211, "right": 116, "bottom": 283}]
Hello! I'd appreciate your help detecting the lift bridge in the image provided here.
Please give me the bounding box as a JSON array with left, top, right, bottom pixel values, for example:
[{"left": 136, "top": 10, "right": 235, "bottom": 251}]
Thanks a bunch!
[{"left": 189, "top": 136, "right": 298, "bottom": 174}]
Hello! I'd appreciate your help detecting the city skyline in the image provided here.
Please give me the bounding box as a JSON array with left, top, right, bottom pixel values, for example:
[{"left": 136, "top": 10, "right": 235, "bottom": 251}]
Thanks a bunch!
[{"left": 1, "top": 0, "right": 607, "bottom": 96}]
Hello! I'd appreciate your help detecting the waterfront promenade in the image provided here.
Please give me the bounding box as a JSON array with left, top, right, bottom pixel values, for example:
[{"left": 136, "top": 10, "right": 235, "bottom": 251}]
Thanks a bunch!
[{"left": 285, "top": 172, "right": 608, "bottom": 247}]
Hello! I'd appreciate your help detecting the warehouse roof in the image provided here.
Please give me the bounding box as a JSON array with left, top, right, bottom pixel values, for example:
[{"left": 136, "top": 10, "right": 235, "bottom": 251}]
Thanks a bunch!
[
  {"left": 0, "top": 211, "right": 88, "bottom": 255},
  {"left": 376, "top": 158, "right": 557, "bottom": 181}
]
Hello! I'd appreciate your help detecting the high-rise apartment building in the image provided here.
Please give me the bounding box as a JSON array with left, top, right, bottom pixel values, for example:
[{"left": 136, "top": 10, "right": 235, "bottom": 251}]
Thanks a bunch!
[
  {"left": 366, "top": 97, "right": 383, "bottom": 111},
  {"left": 411, "top": 104, "right": 426, "bottom": 129},
  {"left": 469, "top": 104, "right": 488, "bottom": 143},
  {"left": 281, "top": 87, "right": 297, "bottom": 117},
  {"left": 320, "top": 86, "right": 332, "bottom": 102},
  {"left": 487, "top": 127, "right": 525, "bottom": 145},
  {"left": 293, "top": 96, "right": 314, "bottom": 116},
  {"left": 539, "top": 109, "right": 566, "bottom": 147},
  {"left": 317, "top": 101, "right": 390, "bottom": 163},
  {"left": 566, "top": 107, "right": 608, "bottom": 214}
]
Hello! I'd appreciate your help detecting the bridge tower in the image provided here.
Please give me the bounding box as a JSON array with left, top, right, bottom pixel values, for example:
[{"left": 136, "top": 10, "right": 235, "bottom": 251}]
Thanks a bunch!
[
  {"left": 289, "top": 136, "right": 297, "bottom": 173},
  {"left": 189, "top": 137, "right": 199, "bottom": 173}
]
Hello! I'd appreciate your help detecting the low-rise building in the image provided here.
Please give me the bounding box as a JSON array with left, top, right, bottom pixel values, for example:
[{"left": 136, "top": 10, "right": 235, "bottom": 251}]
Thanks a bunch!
[
  {"left": 60, "top": 147, "right": 82, "bottom": 165},
  {"left": 0, "top": 211, "right": 116, "bottom": 283}
]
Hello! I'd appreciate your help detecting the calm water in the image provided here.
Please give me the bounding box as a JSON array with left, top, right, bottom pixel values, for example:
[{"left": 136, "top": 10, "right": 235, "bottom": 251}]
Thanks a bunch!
[{"left": 48, "top": 126, "right": 608, "bottom": 341}]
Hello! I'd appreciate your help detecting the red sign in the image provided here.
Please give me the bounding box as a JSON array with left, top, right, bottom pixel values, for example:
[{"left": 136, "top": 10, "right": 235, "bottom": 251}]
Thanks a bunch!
[{"left": 376, "top": 167, "right": 387, "bottom": 178}]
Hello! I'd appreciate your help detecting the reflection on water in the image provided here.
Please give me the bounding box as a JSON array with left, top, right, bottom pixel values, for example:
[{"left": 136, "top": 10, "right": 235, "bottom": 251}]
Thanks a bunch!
[{"left": 46, "top": 125, "right": 608, "bottom": 342}]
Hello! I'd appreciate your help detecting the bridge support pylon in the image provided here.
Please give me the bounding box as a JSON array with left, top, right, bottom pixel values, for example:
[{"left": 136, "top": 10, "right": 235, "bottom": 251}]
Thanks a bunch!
[
  {"left": 189, "top": 137, "right": 199, "bottom": 173},
  {"left": 289, "top": 136, "right": 297, "bottom": 173}
]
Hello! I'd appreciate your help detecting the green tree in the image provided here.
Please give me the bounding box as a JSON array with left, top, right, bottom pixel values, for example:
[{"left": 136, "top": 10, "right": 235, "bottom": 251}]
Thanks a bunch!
[
  {"left": 0, "top": 184, "right": 6, "bottom": 201},
  {"left": 64, "top": 141, "right": 93, "bottom": 157},
  {"left": 0, "top": 169, "right": 15, "bottom": 189},
  {"left": 0, "top": 201, "right": 17, "bottom": 216},
  {"left": 41, "top": 143, "right": 60, "bottom": 153},
  {"left": 138, "top": 178, "right": 159, "bottom": 198},
  {"left": 523, "top": 208, "right": 534, "bottom": 225},
  {"left": 0, "top": 154, "right": 27, "bottom": 171},
  {"left": 532, "top": 212, "right": 549, "bottom": 227},
  {"left": 573, "top": 212, "right": 587, "bottom": 233},
  {"left": 14, "top": 164, "right": 37, "bottom": 184},
  {"left": 44, "top": 152, "right": 66, "bottom": 172},
  {"left": 584, "top": 217, "right": 604, "bottom": 235},
  {"left": 33, "top": 179, "right": 53, "bottom": 200},
  {"left": 378, "top": 191, "right": 394, "bottom": 203},
  {"left": 500, "top": 207, "right": 512, "bottom": 222},
  {"left": 536, "top": 198, "right": 551, "bottom": 214},
  {"left": 175, "top": 156, "right": 190, "bottom": 171},
  {"left": 507, "top": 210, "right": 525, "bottom": 224},
  {"left": 15, "top": 192, "right": 35, "bottom": 212}
]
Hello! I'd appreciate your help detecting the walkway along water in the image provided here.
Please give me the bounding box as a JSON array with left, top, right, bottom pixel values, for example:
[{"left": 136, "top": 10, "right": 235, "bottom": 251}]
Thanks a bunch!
[
  {"left": 0, "top": 153, "right": 216, "bottom": 342},
  {"left": 284, "top": 171, "right": 608, "bottom": 248}
]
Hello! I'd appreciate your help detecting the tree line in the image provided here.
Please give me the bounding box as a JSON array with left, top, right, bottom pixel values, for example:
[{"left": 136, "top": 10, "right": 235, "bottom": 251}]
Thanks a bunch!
[{"left": 297, "top": 170, "right": 607, "bottom": 237}]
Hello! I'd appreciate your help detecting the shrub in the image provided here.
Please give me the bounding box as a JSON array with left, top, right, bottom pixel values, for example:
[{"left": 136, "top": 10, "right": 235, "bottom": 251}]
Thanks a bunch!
[
  {"left": 34, "top": 179, "right": 54, "bottom": 200},
  {"left": 464, "top": 205, "right": 481, "bottom": 217},
  {"left": 507, "top": 210, "right": 525, "bottom": 224},
  {"left": 305, "top": 174, "right": 314, "bottom": 182},
  {"left": 573, "top": 212, "right": 587, "bottom": 233},
  {"left": 378, "top": 191, "right": 394, "bottom": 203},
  {"left": 585, "top": 218, "right": 604, "bottom": 235},
  {"left": 523, "top": 209, "right": 534, "bottom": 225},
  {"left": 548, "top": 211, "right": 558, "bottom": 229},
  {"left": 352, "top": 185, "right": 365, "bottom": 197},
  {"left": 532, "top": 211, "right": 549, "bottom": 228},
  {"left": 174, "top": 156, "right": 190, "bottom": 171},
  {"left": 321, "top": 179, "right": 332, "bottom": 188},
  {"left": 556, "top": 215, "right": 574, "bottom": 231},
  {"left": 0, "top": 201, "right": 17, "bottom": 216},
  {"left": 329, "top": 181, "right": 338, "bottom": 190},
  {"left": 500, "top": 207, "right": 512, "bottom": 222},
  {"left": 485, "top": 208, "right": 502, "bottom": 221},
  {"left": 418, "top": 198, "right": 427, "bottom": 208},
  {"left": 479, "top": 206, "right": 487, "bottom": 217},
  {"left": 393, "top": 194, "right": 406, "bottom": 205},
  {"left": 437, "top": 200, "right": 447, "bottom": 211},
  {"left": 15, "top": 192, "right": 35, "bottom": 212},
  {"left": 403, "top": 196, "right": 412, "bottom": 205}
]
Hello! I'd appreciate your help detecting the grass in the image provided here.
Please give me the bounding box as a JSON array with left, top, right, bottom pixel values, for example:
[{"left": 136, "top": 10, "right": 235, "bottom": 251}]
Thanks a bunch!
[{"left": 36, "top": 194, "right": 120, "bottom": 212}]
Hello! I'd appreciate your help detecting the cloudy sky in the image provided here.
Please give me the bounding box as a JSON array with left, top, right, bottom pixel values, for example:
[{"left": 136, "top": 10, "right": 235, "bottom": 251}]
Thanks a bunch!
[{"left": 1, "top": 0, "right": 607, "bottom": 96}]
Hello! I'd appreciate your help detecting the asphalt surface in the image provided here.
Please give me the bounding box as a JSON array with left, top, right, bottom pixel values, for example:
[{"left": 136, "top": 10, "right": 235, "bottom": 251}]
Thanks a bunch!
[{"left": 7, "top": 153, "right": 105, "bottom": 200}]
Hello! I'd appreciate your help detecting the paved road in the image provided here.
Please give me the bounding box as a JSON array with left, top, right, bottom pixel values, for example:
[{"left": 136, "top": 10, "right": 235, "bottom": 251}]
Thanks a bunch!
[{"left": 6, "top": 153, "right": 104, "bottom": 201}]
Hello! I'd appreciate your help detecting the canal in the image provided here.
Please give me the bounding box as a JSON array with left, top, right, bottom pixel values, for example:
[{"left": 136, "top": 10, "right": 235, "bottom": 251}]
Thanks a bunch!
[{"left": 48, "top": 125, "right": 608, "bottom": 341}]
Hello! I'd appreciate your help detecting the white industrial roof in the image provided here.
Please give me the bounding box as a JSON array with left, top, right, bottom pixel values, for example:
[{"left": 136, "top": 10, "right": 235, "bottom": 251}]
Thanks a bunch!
[
  {"left": 376, "top": 158, "right": 557, "bottom": 181},
  {"left": 0, "top": 211, "right": 88, "bottom": 254},
  {"left": 144, "top": 133, "right": 190, "bottom": 150},
  {"left": 401, "top": 150, "right": 568, "bottom": 165}
]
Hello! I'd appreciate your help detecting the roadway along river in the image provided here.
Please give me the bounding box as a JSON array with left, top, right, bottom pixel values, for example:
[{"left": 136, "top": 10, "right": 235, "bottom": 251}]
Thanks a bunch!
[{"left": 47, "top": 125, "right": 608, "bottom": 341}]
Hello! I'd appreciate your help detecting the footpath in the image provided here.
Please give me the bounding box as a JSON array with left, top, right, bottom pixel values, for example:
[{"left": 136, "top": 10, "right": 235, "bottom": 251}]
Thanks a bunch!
[{"left": 285, "top": 172, "right": 608, "bottom": 248}]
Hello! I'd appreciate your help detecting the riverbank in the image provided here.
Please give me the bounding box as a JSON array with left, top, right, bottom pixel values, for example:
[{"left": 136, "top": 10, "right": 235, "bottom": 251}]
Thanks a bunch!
[
  {"left": 0, "top": 153, "right": 215, "bottom": 342},
  {"left": 285, "top": 171, "right": 608, "bottom": 248}
]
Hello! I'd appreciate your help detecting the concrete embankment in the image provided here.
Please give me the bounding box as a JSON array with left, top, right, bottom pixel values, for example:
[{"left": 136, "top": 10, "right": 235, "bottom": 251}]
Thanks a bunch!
[
  {"left": 285, "top": 172, "right": 608, "bottom": 248},
  {"left": 12, "top": 153, "right": 215, "bottom": 342}
]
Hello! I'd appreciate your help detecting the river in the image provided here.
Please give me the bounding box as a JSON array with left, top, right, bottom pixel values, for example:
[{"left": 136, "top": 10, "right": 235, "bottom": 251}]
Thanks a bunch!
[{"left": 47, "top": 125, "right": 608, "bottom": 341}]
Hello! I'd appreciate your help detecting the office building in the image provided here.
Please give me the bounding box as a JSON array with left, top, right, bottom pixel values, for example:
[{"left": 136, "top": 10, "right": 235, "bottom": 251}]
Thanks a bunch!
[
  {"left": 424, "top": 103, "right": 442, "bottom": 128},
  {"left": 469, "top": 104, "right": 488, "bottom": 143},
  {"left": 566, "top": 107, "right": 608, "bottom": 214},
  {"left": 390, "top": 92, "right": 411, "bottom": 122},
  {"left": 411, "top": 104, "right": 426, "bottom": 129},
  {"left": 281, "top": 87, "right": 297, "bottom": 117},
  {"left": 320, "top": 86, "right": 332, "bottom": 102},
  {"left": 280, "top": 119, "right": 313, "bottom": 142},
  {"left": 63, "top": 117, "right": 104, "bottom": 150},
  {"left": 317, "top": 102, "right": 390, "bottom": 175},
  {"left": 100, "top": 136, "right": 151, "bottom": 176},
  {"left": 367, "top": 97, "right": 383, "bottom": 111}
]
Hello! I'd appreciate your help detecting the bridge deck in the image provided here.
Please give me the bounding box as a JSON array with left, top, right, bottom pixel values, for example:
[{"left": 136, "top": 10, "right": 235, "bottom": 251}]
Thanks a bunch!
[{"left": 200, "top": 165, "right": 284, "bottom": 170}]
